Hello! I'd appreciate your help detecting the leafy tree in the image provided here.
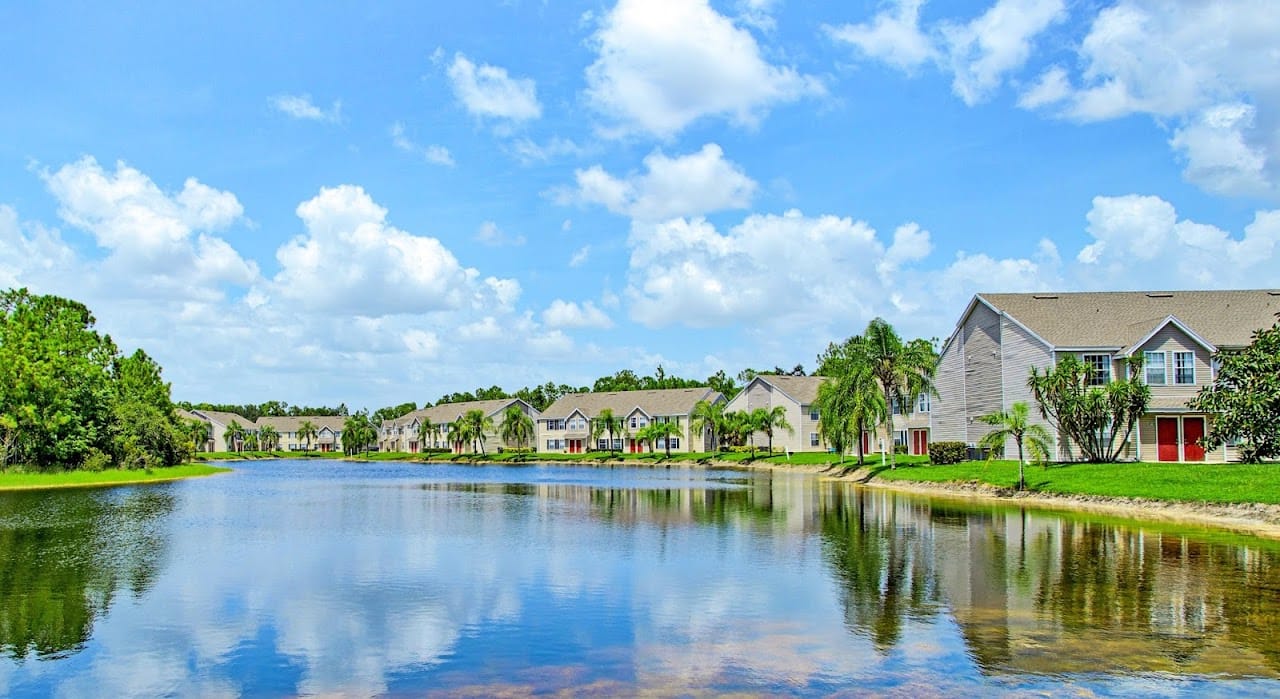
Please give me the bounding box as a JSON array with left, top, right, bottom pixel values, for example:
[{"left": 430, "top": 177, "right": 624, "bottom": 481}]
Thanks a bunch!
[
  {"left": 343, "top": 412, "right": 375, "bottom": 455},
  {"left": 859, "top": 319, "right": 938, "bottom": 469},
  {"left": 258, "top": 424, "right": 280, "bottom": 452},
  {"left": 297, "top": 420, "right": 318, "bottom": 453},
  {"left": 722, "top": 410, "right": 754, "bottom": 453},
  {"left": 690, "top": 400, "right": 726, "bottom": 453},
  {"left": 436, "top": 391, "right": 477, "bottom": 405},
  {"left": 474, "top": 385, "right": 510, "bottom": 401},
  {"left": 977, "top": 402, "right": 1052, "bottom": 491},
  {"left": 1028, "top": 355, "right": 1149, "bottom": 462},
  {"left": 185, "top": 419, "right": 211, "bottom": 453},
  {"left": 591, "top": 408, "right": 627, "bottom": 453},
  {"left": 753, "top": 406, "right": 793, "bottom": 454},
  {"left": 498, "top": 405, "right": 534, "bottom": 449},
  {"left": 0, "top": 289, "right": 117, "bottom": 470},
  {"left": 373, "top": 402, "right": 416, "bottom": 424},
  {"left": 1189, "top": 317, "right": 1280, "bottom": 462},
  {"left": 593, "top": 370, "right": 643, "bottom": 393},
  {"left": 706, "top": 370, "right": 739, "bottom": 400}
]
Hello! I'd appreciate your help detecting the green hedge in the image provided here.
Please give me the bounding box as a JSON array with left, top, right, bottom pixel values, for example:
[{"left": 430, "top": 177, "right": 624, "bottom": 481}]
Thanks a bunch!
[{"left": 929, "top": 442, "right": 967, "bottom": 465}]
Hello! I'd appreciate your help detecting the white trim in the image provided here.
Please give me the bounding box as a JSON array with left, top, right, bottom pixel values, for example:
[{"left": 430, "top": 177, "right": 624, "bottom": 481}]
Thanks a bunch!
[{"left": 1123, "top": 315, "right": 1218, "bottom": 356}]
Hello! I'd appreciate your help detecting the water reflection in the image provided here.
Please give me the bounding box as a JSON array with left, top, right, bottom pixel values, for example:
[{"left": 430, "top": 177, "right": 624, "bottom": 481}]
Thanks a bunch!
[
  {"left": 2, "top": 462, "right": 1279, "bottom": 696},
  {"left": 0, "top": 488, "right": 174, "bottom": 660}
]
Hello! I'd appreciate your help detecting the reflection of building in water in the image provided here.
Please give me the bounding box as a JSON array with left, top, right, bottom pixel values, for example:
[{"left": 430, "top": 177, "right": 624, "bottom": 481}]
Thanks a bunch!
[{"left": 824, "top": 486, "right": 1280, "bottom": 678}]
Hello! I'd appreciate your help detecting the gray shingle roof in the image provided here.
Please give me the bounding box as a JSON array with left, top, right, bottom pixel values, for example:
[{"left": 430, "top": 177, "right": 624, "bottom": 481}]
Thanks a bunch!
[
  {"left": 541, "top": 388, "right": 723, "bottom": 419},
  {"left": 388, "top": 398, "right": 531, "bottom": 428},
  {"left": 254, "top": 415, "right": 347, "bottom": 433},
  {"left": 979, "top": 290, "right": 1280, "bottom": 350},
  {"left": 193, "top": 409, "right": 253, "bottom": 427},
  {"left": 749, "top": 375, "right": 829, "bottom": 405}
]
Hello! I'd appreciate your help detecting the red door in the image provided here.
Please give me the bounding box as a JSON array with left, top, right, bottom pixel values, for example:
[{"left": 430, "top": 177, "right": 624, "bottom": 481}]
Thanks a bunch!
[
  {"left": 862, "top": 432, "right": 871, "bottom": 454},
  {"left": 1157, "top": 418, "right": 1179, "bottom": 462},
  {"left": 1183, "top": 418, "right": 1205, "bottom": 462},
  {"left": 911, "top": 430, "right": 928, "bottom": 455}
]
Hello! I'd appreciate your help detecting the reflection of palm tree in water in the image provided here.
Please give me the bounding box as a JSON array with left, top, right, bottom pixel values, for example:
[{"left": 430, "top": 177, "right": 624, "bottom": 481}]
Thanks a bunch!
[
  {"left": 819, "top": 487, "right": 939, "bottom": 652},
  {"left": 0, "top": 488, "right": 176, "bottom": 660}
]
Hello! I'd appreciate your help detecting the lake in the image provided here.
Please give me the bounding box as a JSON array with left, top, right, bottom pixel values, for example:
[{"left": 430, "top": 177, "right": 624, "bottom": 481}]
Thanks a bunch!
[{"left": 2, "top": 459, "right": 1279, "bottom": 696}]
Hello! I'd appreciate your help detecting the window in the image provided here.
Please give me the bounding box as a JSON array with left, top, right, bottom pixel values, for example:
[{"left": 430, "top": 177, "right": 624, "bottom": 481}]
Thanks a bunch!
[
  {"left": 597, "top": 439, "right": 609, "bottom": 450},
  {"left": 895, "top": 431, "right": 908, "bottom": 446},
  {"left": 1144, "top": 350, "right": 1166, "bottom": 385},
  {"left": 612, "top": 439, "right": 623, "bottom": 451},
  {"left": 548, "top": 419, "right": 565, "bottom": 430},
  {"left": 1175, "top": 351, "right": 1195, "bottom": 384},
  {"left": 630, "top": 417, "right": 638, "bottom": 429},
  {"left": 1083, "top": 354, "right": 1112, "bottom": 386},
  {"left": 810, "top": 433, "right": 820, "bottom": 447},
  {"left": 546, "top": 439, "right": 563, "bottom": 450},
  {"left": 809, "top": 406, "right": 820, "bottom": 421},
  {"left": 658, "top": 438, "right": 681, "bottom": 449},
  {"left": 917, "top": 393, "right": 931, "bottom": 413}
]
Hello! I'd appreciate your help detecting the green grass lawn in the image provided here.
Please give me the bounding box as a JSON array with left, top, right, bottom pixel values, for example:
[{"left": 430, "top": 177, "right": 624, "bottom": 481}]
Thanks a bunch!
[
  {"left": 868, "top": 459, "right": 1280, "bottom": 505},
  {"left": 0, "top": 463, "right": 231, "bottom": 491}
]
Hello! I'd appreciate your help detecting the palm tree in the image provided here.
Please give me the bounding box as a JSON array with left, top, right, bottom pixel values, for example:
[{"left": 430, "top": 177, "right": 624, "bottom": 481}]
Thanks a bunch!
[
  {"left": 258, "top": 425, "right": 280, "bottom": 453},
  {"left": 860, "top": 318, "right": 937, "bottom": 469},
  {"left": 499, "top": 405, "right": 534, "bottom": 450},
  {"left": 416, "top": 417, "right": 435, "bottom": 453},
  {"left": 722, "top": 410, "right": 753, "bottom": 454},
  {"left": 635, "top": 422, "right": 659, "bottom": 454},
  {"left": 461, "top": 409, "right": 495, "bottom": 454},
  {"left": 649, "top": 420, "right": 682, "bottom": 458},
  {"left": 186, "top": 419, "right": 210, "bottom": 453},
  {"left": 244, "top": 432, "right": 259, "bottom": 451},
  {"left": 591, "top": 408, "right": 626, "bottom": 453},
  {"left": 755, "top": 405, "right": 793, "bottom": 455},
  {"left": 297, "top": 420, "right": 318, "bottom": 453},
  {"left": 816, "top": 365, "right": 885, "bottom": 465},
  {"left": 224, "top": 420, "right": 246, "bottom": 453},
  {"left": 689, "top": 400, "right": 725, "bottom": 453},
  {"left": 446, "top": 421, "right": 467, "bottom": 454},
  {"left": 977, "top": 401, "right": 1052, "bottom": 492}
]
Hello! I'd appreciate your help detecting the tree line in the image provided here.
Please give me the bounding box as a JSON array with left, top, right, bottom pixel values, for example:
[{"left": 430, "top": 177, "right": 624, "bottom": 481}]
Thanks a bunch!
[{"left": 1, "top": 289, "right": 190, "bottom": 471}]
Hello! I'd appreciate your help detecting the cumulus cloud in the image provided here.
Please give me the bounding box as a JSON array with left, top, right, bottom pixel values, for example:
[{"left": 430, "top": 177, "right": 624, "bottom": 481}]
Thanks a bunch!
[
  {"left": 1077, "top": 194, "right": 1280, "bottom": 287},
  {"left": 39, "top": 156, "right": 259, "bottom": 292},
  {"left": 268, "top": 185, "right": 515, "bottom": 315},
  {"left": 1018, "top": 0, "right": 1280, "bottom": 196},
  {"left": 542, "top": 299, "right": 614, "bottom": 329},
  {"left": 941, "top": 0, "right": 1065, "bottom": 106},
  {"left": 475, "top": 220, "right": 525, "bottom": 247},
  {"left": 584, "top": 0, "right": 823, "bottom": 138},
  {"left": 565, "top": 144, "right": 756, "bottom": 220},
  {"left": 569, "top": 246, "right": 591, "bottom": 267},
  {"left": 390, "top": 122, "right": 455, "bottom": 167},
  {"left": 271, "top": 94, "right": 342, "bottom": 122},
  {"left": 446, "top": 53, "right": 541, "bottom": 122},
  {"left": 824, "top": 0, "right": 936, "bottom": 72}
]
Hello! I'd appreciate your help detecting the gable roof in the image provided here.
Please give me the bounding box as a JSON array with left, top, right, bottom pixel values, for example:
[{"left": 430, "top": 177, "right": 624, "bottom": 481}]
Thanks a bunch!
[
  {"left": 747, "top": 375, "right": 829, "bottom": 406},
  {"left": 193, "top": 409, "right": 253, "bottom": 427},
  {"left": 254, "top": 415, "right": 347, "bottom": 433},
  {"left": 388, "top": 398, "right": 533, "bottom": 428},
  {"left": 978, "top": 290, "right": 1280, "bottom": 350},
  {"left": 541, "top": 387, "right": 723, "bottom": 419}
]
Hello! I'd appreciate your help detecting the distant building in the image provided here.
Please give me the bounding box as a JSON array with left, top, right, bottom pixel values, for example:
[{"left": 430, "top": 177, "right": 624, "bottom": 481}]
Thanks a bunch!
[
  {"left": 537, "top": 388, "right": 724, "bottom": 454},
  {"left": 381, "top": 399, "right": 539, "bottom": 453}
]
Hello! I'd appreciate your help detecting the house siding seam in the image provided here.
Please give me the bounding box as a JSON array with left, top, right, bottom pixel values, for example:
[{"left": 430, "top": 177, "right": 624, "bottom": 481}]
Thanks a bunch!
[
  {"left": 999, "top": 316, "right": 1056, "bottom": 455},
  {"left": 962, "top": 302, "right": 1003, "bottom": 446}
]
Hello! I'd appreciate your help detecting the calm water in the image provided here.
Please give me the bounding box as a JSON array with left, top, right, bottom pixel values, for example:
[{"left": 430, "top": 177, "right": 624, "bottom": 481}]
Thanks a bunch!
[{"left": 2, "top": 460, "right": 1280, "bottom": 697}]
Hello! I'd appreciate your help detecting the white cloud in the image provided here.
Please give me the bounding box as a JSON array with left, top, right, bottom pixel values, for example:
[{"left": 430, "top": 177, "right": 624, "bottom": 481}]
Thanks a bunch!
[
  {"left": 269, "top": 185, "right": 508, "bottom": 315},
  {"left": 584, "top": 0, "right": 823, "bottom": 138},
  {"left": 824, "top": 0, "right": 936, "bottom": 72},
  {"left": 569, "top": 245, "right": 591, "bottom": 267},
  {"left": 1017, "top": 65, "right": 1070, "bottom": 109},
  {"left": 542, "top": 299, "right": 614, "bottom": 329},
  {"left": 507, "top": 137, "right": 583, "bottom": 165},
  {"left": 390, "top": 122, "right": 455, "bottom": 167},
  {"left": 271, "top": 94, "right": 342, "bottom": 122},
  {"left": 941, "top": 0, "right": 1066, "bottom": 106},
  {"left": 475, "top": 220, "right": 525, "bottom": 247},
  {"left": 1022, "top": 0, "right": 1280, "bottom": 196},
  {"left": 39, "top": 156, "right": 259, "bottom": 291},
  {"left": 565, "top": 143, "right": 757, "bottom": 220},
  {"left": 1078, "top": 194, "right": 1280, "bottom": 287},
  {"left": 446, "top": 53, "right": 541, "bottom": 122}
]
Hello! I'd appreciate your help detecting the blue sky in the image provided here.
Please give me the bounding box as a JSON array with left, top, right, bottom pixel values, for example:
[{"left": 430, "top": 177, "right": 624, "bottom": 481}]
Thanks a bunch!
[{"left": 2, "top": 0, "right": 1277, "bottom": 409}]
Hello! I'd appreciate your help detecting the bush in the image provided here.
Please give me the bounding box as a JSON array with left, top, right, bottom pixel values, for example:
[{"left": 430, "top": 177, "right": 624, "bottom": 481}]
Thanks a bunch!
[
  {"left": 498, "top": 447, "right": 534, "bottom": 454},
  {"left": 82, "top": 449, "right": 112, "bottom": 472},
  {"left": 893, "top": 444, "right": 908, "bottom": 455},
  {"left": 929, "top": 442, "right": 967, "bottom": 465}
]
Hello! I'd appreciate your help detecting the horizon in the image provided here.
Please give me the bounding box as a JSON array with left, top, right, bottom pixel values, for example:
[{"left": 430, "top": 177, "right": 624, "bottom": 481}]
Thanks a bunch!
[{"left": 3, "top": 0, "right": 1277, "bottom": 409}]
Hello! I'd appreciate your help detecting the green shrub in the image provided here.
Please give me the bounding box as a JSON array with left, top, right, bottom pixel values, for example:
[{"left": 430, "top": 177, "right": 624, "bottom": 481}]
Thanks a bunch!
[
  {"left": 82, "top": 449, "right": 112, "bottom": 472},
  {"left": 929, "top": 442, "right": 967, "bottom": 465},
  {"left": 893, "top": 444, "right": 908, "bottom": 455},
  {"left": 498, "top": 447, "right": 534, "bottom": 454}
]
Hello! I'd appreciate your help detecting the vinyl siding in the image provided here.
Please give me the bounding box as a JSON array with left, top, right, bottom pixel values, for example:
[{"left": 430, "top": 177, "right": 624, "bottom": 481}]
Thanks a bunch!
[
  {"left": 932, "top": 333, "right": 967, "bottom": 444},
  {"left": 999, "top": 317, "right": 1056, "bottom": 455},
  {"left": 1137, "top": 324, "right": 1215, "bottom": 407},
  {"left": 962, "top": 303, "right": 1003, "bottom": 445}
]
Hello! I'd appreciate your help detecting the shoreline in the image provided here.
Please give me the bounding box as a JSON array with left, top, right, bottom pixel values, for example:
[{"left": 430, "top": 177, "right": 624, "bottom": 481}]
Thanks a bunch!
[
  {"left": 363, "top": 454, "right": 1280, "bottom": 541},
  {"left": 0, "top": 464, "right": 232, "bottom": 493}
]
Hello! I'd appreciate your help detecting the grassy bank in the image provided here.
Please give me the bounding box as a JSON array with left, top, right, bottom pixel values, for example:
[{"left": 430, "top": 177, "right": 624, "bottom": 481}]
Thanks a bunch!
[
  {"left": 353, "top": 449, "right": 931, "bottom": 467},
  {"left": 0, "top": 463, "right": 231, "bottom": 491},
  {"left": 866, "top": 460, "right": 1280, "bottom": 505}
]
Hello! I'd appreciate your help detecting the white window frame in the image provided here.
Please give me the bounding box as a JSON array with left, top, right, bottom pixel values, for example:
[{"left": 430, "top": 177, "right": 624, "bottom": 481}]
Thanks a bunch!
[
  {"left": 810, "top": 433, "right": 820, "bottom": 447},
  {"left": 1143, "top": 350, "right": 1167, "bottom": 385},
  {"left": 1082, "top": 353, "right": 1112, "bottom": 386},
  {"left": 809, "top": 406, "right": 819, "bottom": 421},
  {"left": 917, "top": 393, "right": 930, "bottom": 413},
  {"left": 1174, "top": 351, "right": 1195, "bottom": 385}
]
